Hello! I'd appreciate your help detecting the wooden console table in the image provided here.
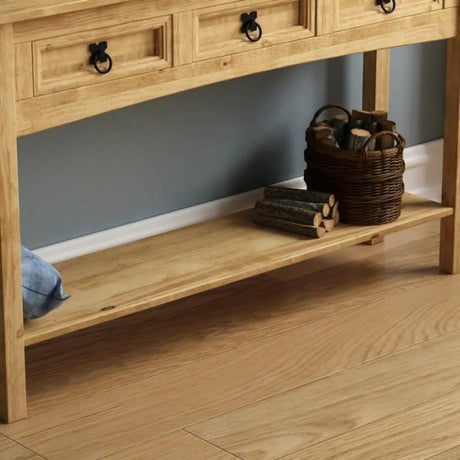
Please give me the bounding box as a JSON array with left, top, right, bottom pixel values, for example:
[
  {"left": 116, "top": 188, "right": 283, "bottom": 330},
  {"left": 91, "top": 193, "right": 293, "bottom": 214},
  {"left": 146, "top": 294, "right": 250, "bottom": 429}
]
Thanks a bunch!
[{"left": 0, "top": 0, "right": 458, "bottom": 422}]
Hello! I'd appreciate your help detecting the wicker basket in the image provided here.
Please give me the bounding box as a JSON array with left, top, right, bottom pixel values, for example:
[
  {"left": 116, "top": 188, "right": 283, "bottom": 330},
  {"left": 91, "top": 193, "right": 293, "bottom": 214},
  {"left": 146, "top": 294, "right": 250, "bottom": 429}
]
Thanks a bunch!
[{"left": 304, "top": 104, "right": 406, "bottom": 225}]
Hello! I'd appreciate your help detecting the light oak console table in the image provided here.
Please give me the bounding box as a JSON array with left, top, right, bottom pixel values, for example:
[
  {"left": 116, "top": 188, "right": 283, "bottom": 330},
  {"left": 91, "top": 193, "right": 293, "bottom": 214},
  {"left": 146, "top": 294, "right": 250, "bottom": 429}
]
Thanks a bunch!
[{"left": 0, "top": 0, "right": 458, "bottom": 422}]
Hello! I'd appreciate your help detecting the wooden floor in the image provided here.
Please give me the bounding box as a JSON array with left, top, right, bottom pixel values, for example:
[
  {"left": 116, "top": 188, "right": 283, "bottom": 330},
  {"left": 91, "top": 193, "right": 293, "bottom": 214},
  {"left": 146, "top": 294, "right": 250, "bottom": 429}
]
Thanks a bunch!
[{"left": 2, "top": 220, "right": 460, "bottom": 459}]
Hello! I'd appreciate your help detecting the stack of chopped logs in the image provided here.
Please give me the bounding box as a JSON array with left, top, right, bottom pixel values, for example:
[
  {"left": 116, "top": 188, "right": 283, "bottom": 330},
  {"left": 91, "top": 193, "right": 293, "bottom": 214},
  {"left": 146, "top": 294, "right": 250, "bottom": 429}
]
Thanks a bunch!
[
  {"left": 312, "top": 109, "right": 397, "bottom": 151},
  {"left": 253, "top": 186, "right": 339, "bottom": 239}
]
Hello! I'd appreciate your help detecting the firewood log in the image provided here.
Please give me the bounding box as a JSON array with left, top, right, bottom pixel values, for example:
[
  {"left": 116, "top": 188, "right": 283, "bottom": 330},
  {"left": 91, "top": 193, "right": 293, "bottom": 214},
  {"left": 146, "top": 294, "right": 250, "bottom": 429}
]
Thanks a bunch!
[
  {"left": 264, "top": 186, "right": 335, "bottom": 207},
  {"left": 350, "top": 109, "right": 372, "bottom": 131},
  {"left": 347, "top": 128, "right": 372, "bottom": 151},
  {"left": 253, "top": 213, "right": 326, "bottom": 238},
  {"left": 321, "top": 210, "right": 340, "bottom": 231},
  {"left": 311, "top": 126, "right": 337, "bottom": 147},
  {"left": 266, "top": 198, "right": 330, "bottom": 218},
  {"left": 320, "top": 219, "right": 335, "bottom": 232},
  {"left": 327, "top": 202, "right": 339, "bottom": 219},
  {"left": 370, "top": 111, "right": 388, "bottom": 134},
  {"left": 331, "top": 114, "right": 348, "bottom": 147},
  {"left": 376, "top": 120, "right": 397, "bottom": 150},
  {"left": 370, "top": 110, "right": 388, "bottom": 123},
  {"left": 333, "top": 211, "right": 340, "bottom": 225},
  {"left": 255, "top": 200, "right": 322, "bottom": 227}
]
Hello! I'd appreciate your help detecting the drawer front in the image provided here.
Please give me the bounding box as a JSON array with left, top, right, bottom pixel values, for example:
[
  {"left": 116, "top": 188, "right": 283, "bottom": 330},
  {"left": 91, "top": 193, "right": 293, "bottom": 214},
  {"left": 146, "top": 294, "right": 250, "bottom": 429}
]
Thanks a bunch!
[
  {"left": 194, "top": 0, "right": 314, "bottom": 61},
  {"left": 444, "top": 0, "right": 458, "bottom": 6},
  {"left": 319, "top": 0, "right": 442, "bottom": 33},
  {"left": 33, "top": 16, "right": 172, "bottom": 96}
]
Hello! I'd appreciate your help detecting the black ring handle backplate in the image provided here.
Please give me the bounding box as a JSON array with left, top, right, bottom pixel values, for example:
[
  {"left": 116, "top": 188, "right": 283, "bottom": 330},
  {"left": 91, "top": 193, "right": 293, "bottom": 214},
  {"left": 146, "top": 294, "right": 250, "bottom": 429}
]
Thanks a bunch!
[
  {"left": 89, "top": 41, "right": 113, "bottom": 75},
  {"left": 241, "top": 11, "right": 263, "bottom": 43},
  {"left": 377, "top": 0, "right": 396, "bottom": 14}
]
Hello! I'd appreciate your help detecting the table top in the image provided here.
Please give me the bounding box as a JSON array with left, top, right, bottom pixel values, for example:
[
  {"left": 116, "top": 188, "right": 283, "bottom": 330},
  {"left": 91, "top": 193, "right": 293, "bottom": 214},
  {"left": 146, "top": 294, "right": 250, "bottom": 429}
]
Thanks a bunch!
[{"left": 0, "top": 0, "right": 131, "bottom": 25}]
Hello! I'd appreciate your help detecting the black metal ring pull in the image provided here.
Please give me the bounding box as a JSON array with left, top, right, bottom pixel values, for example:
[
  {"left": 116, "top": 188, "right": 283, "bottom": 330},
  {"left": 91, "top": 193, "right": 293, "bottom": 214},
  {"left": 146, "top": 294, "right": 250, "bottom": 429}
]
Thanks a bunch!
[
  {"left": 377, "top": 0, "right": 396, "bottom": 14},
  {"left": 89, "top": 41, "right": 113, "bottom": 75},
  {"left": 241, "top": 11, "right": 263, "bottom": 43}
]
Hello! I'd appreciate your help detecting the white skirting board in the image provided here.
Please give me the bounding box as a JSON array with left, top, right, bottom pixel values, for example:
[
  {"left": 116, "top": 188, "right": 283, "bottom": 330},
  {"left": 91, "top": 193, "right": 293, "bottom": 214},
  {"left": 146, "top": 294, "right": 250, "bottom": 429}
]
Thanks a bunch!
[{"left": 35, "top": 139, "right": 443, "bottom": 264}]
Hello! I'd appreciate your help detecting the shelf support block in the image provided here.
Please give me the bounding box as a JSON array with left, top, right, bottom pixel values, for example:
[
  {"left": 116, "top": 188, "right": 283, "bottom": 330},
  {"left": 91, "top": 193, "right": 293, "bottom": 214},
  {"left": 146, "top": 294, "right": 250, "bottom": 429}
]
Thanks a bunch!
[
  {"left": 440, "top": 26, "right": 460, "bottom": 274},
  {"left": 362, "top": 48, "right": 390, "bottom": 246},
  {"left": 0, "top": 23, "right": 27, "bottom": 422}
]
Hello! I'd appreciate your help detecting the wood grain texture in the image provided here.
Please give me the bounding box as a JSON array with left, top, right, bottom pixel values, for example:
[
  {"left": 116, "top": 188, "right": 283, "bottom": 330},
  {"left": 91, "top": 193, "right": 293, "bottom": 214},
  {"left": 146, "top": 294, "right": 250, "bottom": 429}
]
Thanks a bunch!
[
  {"left": 3, "top": 0, "right": 272, "bottom": 27},
  {"left": 0, "top": 0, "right": 131, "bottom": 25},
  {"left": 102, "top": 430, "right": 236, "bottom": 459},
  {"left": 363, "top": 49, "right": 390, "bottom": 112},
  {"left": 16, "top": 8, "right": 457, "bottom": 135},
  {"left": 188, "top": 331, "right": 460, "bottom": 459},
  {"left": 440, "top": 23, "right": 460, "bottom": 273},
  {"left": 269, "top": 218, "right": 438, "bottom": 282},
  {"left": 318, "top": 0, "right": 443, "bottom": 34},
  {"left": 362, "top": 48, "right": 390, "bottom": 245},
  {"left": 193, "top": 0, "right": 314, "bottom": 62},
  {"left": 32, "top": 15, "right": 172, "bottom": 96},
  {"left": 0, "top": 0, "right": 457, "bottom": 428},
  {"left": 0, "top": 24, "right": 27, "bottom": 423},
  {"left": 0, "top": 433, "right": 41, "bottom": 459},
  {"left": 11, "top": 0, "right": 256, "bottom": 43},
  {"left": 1, "top": 224, "right": 460, "bottom": 458},
  {"left": 173, "top": 11, "right": 193, "bottom": 66},
  {"left": 430, "top": 445, "right": 460, "bottom": 459},
  {"left": 22, "top": 193, "right": 452, "bottom": 346},
  {"left": 18, "top": 225, "right": 441, "bottom": 416},
  {"left": 14, "top": 43, "right": 33, "bottom": 101},
  {"left": 287, "top": 388, "right": 460, "bottom": 459}
]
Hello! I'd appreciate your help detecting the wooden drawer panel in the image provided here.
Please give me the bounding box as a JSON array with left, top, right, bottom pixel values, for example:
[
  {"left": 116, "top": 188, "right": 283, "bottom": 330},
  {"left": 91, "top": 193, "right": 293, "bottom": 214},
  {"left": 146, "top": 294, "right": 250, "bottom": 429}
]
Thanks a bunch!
[
  {"left": 444, "top": 0, "right": 458, "bottom": 7},
  {"left": 194, "top": 0, "right": 314, "bottom": 61},
  {"left": 33, "top": 16, "right": 172, "bottom": 96},
  {"left": 318, "top": 0, "right": 442, "bottom": 34}
]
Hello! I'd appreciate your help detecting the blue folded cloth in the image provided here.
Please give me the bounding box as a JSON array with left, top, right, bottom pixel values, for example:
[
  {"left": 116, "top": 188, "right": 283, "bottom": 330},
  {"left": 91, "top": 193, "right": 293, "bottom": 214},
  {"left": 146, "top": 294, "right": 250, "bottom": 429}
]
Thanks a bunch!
[{"left": 21, "top": 246, "right": 70, "bottom": 320}]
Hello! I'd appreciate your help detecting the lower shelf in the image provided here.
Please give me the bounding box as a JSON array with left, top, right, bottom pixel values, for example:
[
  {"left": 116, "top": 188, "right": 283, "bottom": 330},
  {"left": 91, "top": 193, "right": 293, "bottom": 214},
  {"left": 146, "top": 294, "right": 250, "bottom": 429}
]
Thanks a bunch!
[{"left": 24, "top": 193, "right": 452, "bottom": 346}]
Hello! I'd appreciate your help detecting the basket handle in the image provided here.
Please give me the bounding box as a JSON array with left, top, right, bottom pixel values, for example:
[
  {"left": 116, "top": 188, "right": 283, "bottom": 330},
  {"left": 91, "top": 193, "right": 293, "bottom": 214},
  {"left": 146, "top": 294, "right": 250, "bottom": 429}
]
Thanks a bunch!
[
  {"left": 360, "top": 131, "right": 406, "bottom": 159},
  {"left": 309, "top": 104, "right": 352, "bottom": 127}
]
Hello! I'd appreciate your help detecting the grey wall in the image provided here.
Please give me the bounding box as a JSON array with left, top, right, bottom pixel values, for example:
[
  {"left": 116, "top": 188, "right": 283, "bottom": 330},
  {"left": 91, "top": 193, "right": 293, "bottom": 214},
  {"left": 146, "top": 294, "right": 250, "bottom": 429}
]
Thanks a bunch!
[{"left": 18, "top": 40, "right": 446, "bottom": 249}]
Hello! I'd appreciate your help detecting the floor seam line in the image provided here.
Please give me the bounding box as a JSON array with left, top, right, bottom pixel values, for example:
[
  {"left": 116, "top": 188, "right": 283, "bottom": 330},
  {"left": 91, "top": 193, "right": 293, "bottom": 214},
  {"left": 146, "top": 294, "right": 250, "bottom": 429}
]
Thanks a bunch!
[{"left": 183, "top": 427, "right": 243, "bottom": 459}]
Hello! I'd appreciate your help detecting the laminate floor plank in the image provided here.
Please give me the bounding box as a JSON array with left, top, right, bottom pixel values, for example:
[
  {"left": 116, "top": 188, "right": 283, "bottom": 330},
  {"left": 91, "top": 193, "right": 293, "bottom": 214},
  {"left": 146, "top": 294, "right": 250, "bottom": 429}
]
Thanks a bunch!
[
  {"left": 6, "top": 265, "right": 460, "bottom": 457},
  {"left": 101, "top": 430, "right": 238, "bottom": 460},
  {"left": 429, "top": 445, "right": 460, "bottom": 459},
  {"left": 187, "top": 330, "right": 460, "bottom": 460},
  {"left": 0, "top": 434, "right": 42, "bottom": 460},
  {"left": 283, "top": 389, "right": 460, "bottom": 459}
]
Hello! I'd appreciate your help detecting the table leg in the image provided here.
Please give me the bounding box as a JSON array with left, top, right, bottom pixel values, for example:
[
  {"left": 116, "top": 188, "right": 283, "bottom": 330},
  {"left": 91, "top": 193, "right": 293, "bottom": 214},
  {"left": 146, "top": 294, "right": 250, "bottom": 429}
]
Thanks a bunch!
[
  {"left": 0, "top": 24, "right": 27, "bottom": 422},
  {"left": 362, "top": 48, "right": 390, "bottom": 112},
  {"left": 362, "top": 48, "right": 390, "bottom": 246},
  {"left": 440, "top": 32, "right": 460, "bottom": 274}
]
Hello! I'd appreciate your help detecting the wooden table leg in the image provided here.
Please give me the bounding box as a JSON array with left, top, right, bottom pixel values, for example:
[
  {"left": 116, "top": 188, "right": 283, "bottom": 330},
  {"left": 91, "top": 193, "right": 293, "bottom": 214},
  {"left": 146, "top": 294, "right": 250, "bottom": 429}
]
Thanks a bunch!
[
  {"left": 362, "top": 48, "right": 390, "bottom": 247},
  {"left": 440, "top": 32, "right": 460, "bottom": 274},
  {"left": 0, "top": 24, "right": 27, "bottom": 422},
  {"left": 362, "top": 48, "right": 390, "bottom": 112}
]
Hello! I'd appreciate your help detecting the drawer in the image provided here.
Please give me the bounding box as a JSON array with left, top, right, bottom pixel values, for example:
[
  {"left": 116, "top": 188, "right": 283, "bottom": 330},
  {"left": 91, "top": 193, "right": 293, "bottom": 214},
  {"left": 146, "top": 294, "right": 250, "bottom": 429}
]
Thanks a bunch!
[
  {"left": 193, "top": 0, "right": 315, "bottom": 61},
  {"left": 444, "top": 0, "right": 458, "bottom": 6},
  {"left": 32, "top": 16, "right": 172, "bottom": 96},
  {"left": 318, "top": 0, "right": 442, "bottom": 34}
]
